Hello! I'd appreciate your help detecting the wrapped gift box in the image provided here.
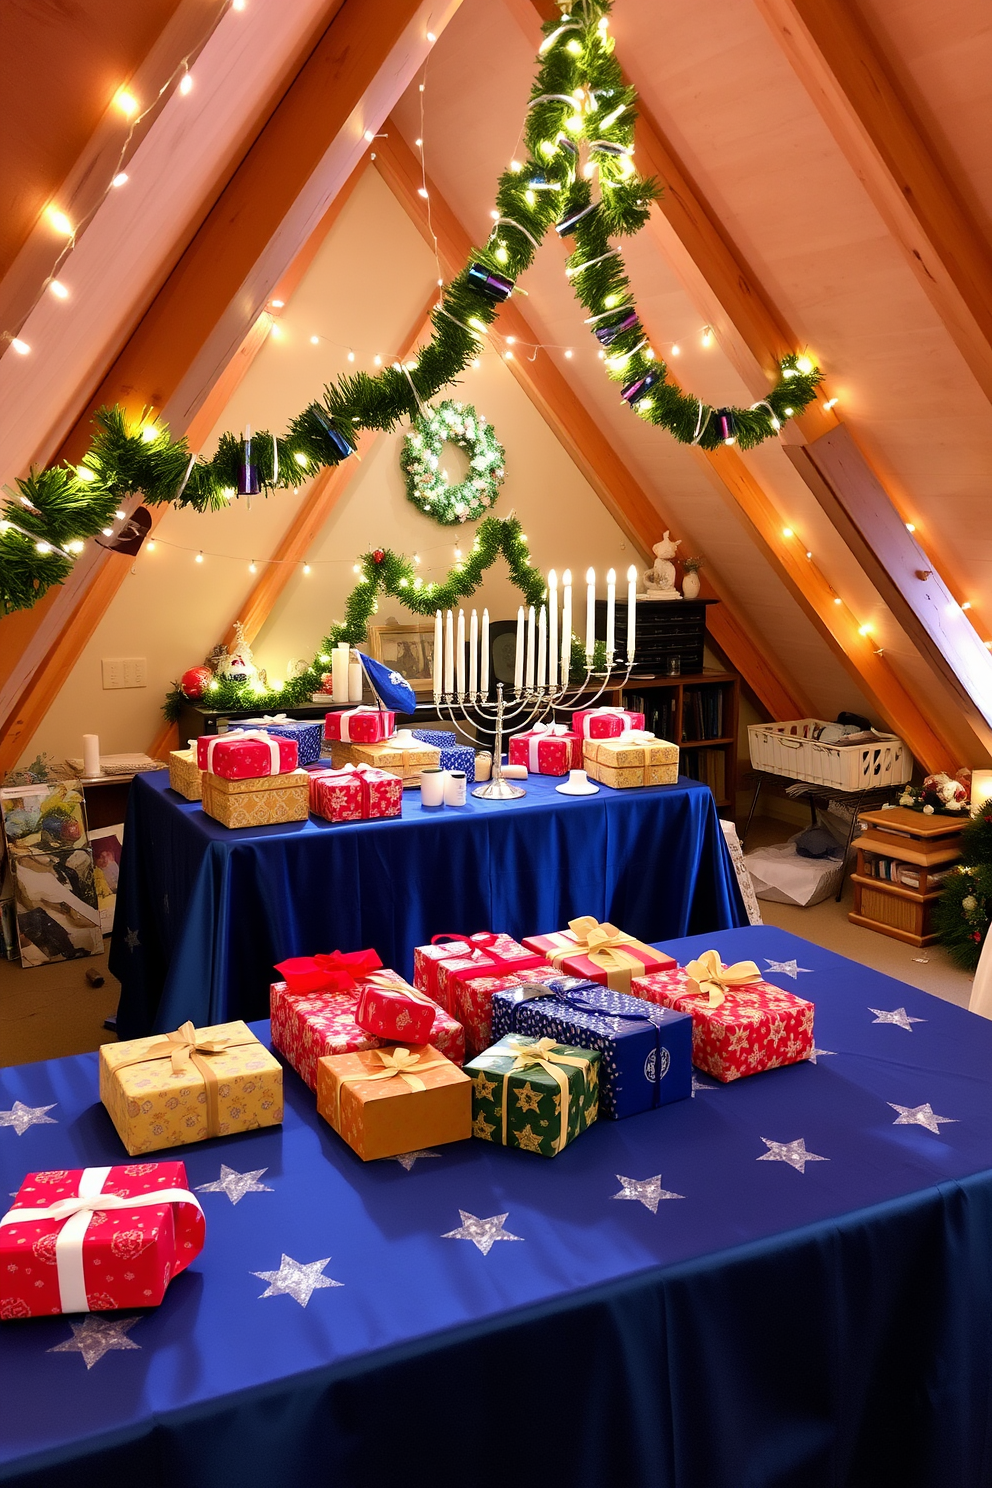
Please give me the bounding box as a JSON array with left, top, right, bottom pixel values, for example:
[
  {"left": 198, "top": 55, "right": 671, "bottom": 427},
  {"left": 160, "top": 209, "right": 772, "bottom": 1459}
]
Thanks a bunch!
[
  {"left": 523, "top": 918, "right": 676, "bottom": 995},
  {"left": 323, "top": 706, "right": 395, "bottom": 744},
  {"left": 317, "top": 1043, "right": 471, "bottom": 1160},
  {"left": 309, "top": 763, "right": 403, "bottom": 823},
  {"left": 330, "top": 735, "right": 440, "bottom": 785},
  {"left": 465, "top": 1033, "right": 599, "bottom": 1156},
  {"left": 271, "top": 971, "right": 464, "bottom": 1089},
  {"left": 632, "top": 952, "right": 814, "bottom": 1083},
  {"left": 508, "top": 725, "right": 582, "bottom": 776},
  {"left": 414, "top": 934, "right": 490, "bottom": 1001},
  {"left": 243, "top": 716, "right": 323, "bottom": 767},
  {"left": 421, "top": 934, "right": 551, "bottom": 1056},
  {"left": 196, "top": 730, "right": 298, "bottom": 778},
  {"left": 491, "top": 976, "right": 692, "bottom": 1118},
  {"left": 411, "top": 729, "right": 456, "bottom": 749},
  {"left": 355, "top": 977, "right": 438, "bottom": 1045},
  {"left": 168, "top": 748, "right": 202, "bottom": 801},
  {"left": 202, "top": 768, "right": 309, "bottom": 828},
  {"left": 583, "top": 733, "right": 679, "bottom": 789},
  {"left": 439, "top": 744, "right": 476, "bottom": 781},
  {"left": 0, "top": 1162, "right": 204, "bottom": 1319},
  {"left": 100, "top": 1019, "right": 284, "bottom": 1155},
  {"left": 571, "top": 706, "right": 645, "bottom": 740}
]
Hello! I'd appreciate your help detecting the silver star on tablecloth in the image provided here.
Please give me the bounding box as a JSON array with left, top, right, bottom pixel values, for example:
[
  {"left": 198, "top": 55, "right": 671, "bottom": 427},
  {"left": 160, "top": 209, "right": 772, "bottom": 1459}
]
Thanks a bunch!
[
  {"left": 611, "top": 1174, "right": 684, "bottom": 1213},
  {"left": 389, "top": 1150, "right": 441, "bottom": 1171},
  {"left": 125, "top": 928, "right": 140, "bottom": 950},
  {"left": 764, "top": 958, "right": 812, "bottom": 979},
  {"left": 691, "top": 1074, "right": 719, "bottom": 1094},
  {"left": 807, "top": 1047, "right": 836, "bottom": 1065},
  {"left": 196, "top": 1163, "right": 273, "bottom": 1204},
  {"left": 757, "top": 1137, "right": 829, "bottom": 1173},
  {"left": 252, "top": 1254, "right": 342, "bottom": 1306},
  {"left": 442, "top": 1210, "right": 523, "bottom": 1255},
  {"left": 870, "top": 1007, "right": 925, "bottom": 1031},
  {"left": 889, "top": 1102, "right": 957, "bottom": 1135},
  {"left": 48, "top": 1314, "right": 141, "bottom": 1369},
  {"left": 0, "top": 1101, "right": 57, "bottom": 1135}
]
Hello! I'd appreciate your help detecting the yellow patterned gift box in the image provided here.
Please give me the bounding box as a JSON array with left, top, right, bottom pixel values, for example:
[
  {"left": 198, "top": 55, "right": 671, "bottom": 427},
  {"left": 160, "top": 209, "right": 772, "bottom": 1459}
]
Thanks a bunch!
[
  {"left": 168, "top": 749, "right": 203, "bottom": 801},
  {"left": 100, "top": 1019, "right": 283, "bottom": 1155},
  {"left": 329, "top": 738, "right": 440, "bottom": 785},
  {"left": 583, "top": 731, "right": 679, "bottom": 789},
  {"left": 202, "top": 767, "right": 310, "bottom": 827}
]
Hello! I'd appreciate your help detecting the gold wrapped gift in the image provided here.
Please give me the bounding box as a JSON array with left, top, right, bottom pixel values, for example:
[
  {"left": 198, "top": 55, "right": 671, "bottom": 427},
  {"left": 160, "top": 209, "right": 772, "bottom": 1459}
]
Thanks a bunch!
[
  {"left": 100, "top": 1019, "right": 284, "bottom": 1155},
  {"left": 330, "top": 736, "right": 440, "bottom": 785},
  {"left": 583, "top": 732, "right": 679, "bottom": 789},
  {"left": 168, "top": 748, "right": 203, "bottom": 801},
  {"left": 202, "top": 767, "right": 310, "bottom": 827}
]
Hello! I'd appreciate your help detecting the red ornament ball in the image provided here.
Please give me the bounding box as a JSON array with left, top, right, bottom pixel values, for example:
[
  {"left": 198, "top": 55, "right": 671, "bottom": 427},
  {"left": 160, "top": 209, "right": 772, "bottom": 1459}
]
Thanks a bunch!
[
  {"left": 180, "top": 666, "right": 214, "bottom": 700},
  {"left": 372, "top": 549, "right": 385, "bottom": 563}
]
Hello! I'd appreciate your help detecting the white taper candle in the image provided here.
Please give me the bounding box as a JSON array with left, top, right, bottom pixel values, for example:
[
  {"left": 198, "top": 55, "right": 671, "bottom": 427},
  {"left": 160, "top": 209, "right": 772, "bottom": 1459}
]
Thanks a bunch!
[
  {"left": 481, "top": 609, "right": 490, "bottom": 694},
  {"left": 606, "top": 568, "right": 616, "bottom": 661},
  {"left": 444, "top": 610, "right": 454, "bottom": 696},
  {"left": 538, "top": 605, "right": 547, "bottom": 689},
  {"left": 433, "top": 610, "right": 443, "bottom": 700},
  {"left": 627, "top": 565, "right": 638, "bottom": 664},
  {"left": 548, "top": 570, "right": 558, "bottom": 689},
  {"left": 514, "top": 606, "right": 525, "bottom": 690},
  {"left": 585, "top": 568, "right": 596, "bottom": 660},
  {"left": 561, "top": 570, "right": 572, "bottom": 681},
  {"left": 526, "top": 605, "right": 536, "bottom": 689},
  {"left": 469, "top": 609, "right": 478, "bottom": 697},
  {"left": 456, "top": 609, "right": 466, "bottom": 699}
]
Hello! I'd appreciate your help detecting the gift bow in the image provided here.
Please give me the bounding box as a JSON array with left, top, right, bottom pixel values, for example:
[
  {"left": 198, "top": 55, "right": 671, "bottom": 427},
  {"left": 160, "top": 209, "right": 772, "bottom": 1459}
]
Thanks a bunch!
[
  {"left": 431, "top": 931, "right": 544, "bottom": 982},
  {"left": 275, "top": 948, "right": 383, "bottom": 995},
  {"left": 682, "top": 950, "right": 761, "bottom": 1009},
  {"left": 113, "top": 1021, "right": 258, "bottom": 1138},
  {"left": 332, "top": 1045, "right": 448, "bottom": 1124},
  {"left": 491, "top": 1035, "right": 593, "bottom": 1154},
  {"left": 203, "top": 729, "right": 281, "bottom": 776},
  {"left": 578, "top": 707, "right": 635, "bottom": 738},
  {"left": 244, "top": 713, "right": 291, "bottom": 725},
  {"left": 616, "top": 729, "right": 657, "bottom": 745},
  {"left": 546, "top": 916, "right": 649, "bottom": 994},
  {"left": 0, "top": 1167, "right": 203, "bottom": 1314}
]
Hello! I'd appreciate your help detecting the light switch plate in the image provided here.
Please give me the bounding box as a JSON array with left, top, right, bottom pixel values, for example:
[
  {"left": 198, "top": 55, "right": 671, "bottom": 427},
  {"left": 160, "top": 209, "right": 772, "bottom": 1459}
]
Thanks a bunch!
[{"left": 102, "top": 657, "right": 147, "bottom": 689}]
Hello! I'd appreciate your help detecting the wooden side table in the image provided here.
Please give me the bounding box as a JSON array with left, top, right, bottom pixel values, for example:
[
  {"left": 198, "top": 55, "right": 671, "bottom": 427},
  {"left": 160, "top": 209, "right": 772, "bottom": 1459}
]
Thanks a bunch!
[{"left": 849, "top": 807, "right": 964, "bottom": 946}]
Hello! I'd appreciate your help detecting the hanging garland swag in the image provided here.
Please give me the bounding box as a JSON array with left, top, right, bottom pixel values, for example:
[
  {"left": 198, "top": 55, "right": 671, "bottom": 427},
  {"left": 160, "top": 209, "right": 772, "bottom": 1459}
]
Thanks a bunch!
[
  {"left": 1, "top": 0, "right": 823, "bottom": 615},
  {"left": 401, "top": 400, "right": 505, "bottom": 525}
]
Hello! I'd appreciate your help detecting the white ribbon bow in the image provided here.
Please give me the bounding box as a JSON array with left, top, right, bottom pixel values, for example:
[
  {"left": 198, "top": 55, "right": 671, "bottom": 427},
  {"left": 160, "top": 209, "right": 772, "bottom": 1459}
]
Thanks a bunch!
[
  {"left": 579, "top": 707, "right": 635, "bottom": 738},
  {"left": 616, "top": 729, "right": 657, "bottom": 745},
  {"left": 522, "top": 722, "right": 570, "bottom": 771},
  {"left": 243, "top": 713, "right": 291, "bottom": 725},
  {"left": 204, "top": 729, "right": 280, "bottom": 775}
]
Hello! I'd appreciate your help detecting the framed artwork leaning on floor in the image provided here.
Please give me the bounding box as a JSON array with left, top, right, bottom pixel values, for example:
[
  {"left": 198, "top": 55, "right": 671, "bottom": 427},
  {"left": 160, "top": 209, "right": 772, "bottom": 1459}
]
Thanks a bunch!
[{"left": 0, "top": 782, "right": 102, "bottom": 966}]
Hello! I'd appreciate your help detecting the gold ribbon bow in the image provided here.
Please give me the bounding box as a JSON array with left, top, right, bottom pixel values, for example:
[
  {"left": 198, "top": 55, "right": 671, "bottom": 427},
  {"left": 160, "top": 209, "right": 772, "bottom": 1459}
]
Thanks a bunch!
[
  {"left": 362, "top": 972, "right": 439, "bottom": 1012},
  {"left": 546, "top": 916, "right": 647, "bottom": 994},
  {"left": 682, "top": 950, "right": 761, "bottom": 1009},
  {"left": 114, "top": 1021, "right": 256, "bottom": 1138},
  {"left": 494, "top": 1034, "right": 592, "bottom": 1154},
  {"left": 333, "top": 1045, "right": 447, "bottom": 1124}
]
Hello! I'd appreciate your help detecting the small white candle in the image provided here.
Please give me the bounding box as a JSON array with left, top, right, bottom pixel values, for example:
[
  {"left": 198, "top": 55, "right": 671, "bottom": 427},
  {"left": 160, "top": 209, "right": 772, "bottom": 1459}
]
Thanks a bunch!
[
  {"left": 538, "top": 605, "right": 547, "bottom": 688},
  {"left": 548, "top": 570, "right": 558, "bottom": 688},
  {"left": 627, "top": 564, "right": 638, "bottom": 663},
  {"left": 433, "top": 610, "right": 443, "bottom": 700},
  {"left": 605, "top": 568, "right": 616, "bottom": 661},
  {"left": 561, "top": 570, "right": 572, "bottom": 681},
  {"left": 514, "top": 606, "right": 525, "bottom": 690},
  {"left": 585, "top": 568, "right": 596, "bottom": 660},
  {"left": 526, "top": 605, "right": 537, "bottom": 689},
  {"left": 82, "top": 734, "right": 100, "bottom": 778},
  {"left": 331, "top": 643, "right": 350, "bottom": 703},
  {"left": 348, "top": 654, "right": 363, "bottom": 702},
  {"left": 469, "top": 609, "right": 479, "bottom": 697},
  {"left": 481, "top": 609, "right": 490, "bottom": 694},
  {"left": 444, "top": 610, "right": 454, "bottom": 696},
  {"left": 456, "top": 610, "right": 466, "bottom": 699}
]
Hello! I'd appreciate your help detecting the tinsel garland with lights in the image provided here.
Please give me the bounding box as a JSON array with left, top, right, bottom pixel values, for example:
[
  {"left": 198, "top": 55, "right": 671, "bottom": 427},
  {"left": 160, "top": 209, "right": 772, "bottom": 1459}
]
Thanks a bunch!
[
  {"left": 1, "top": 0, "right": 822, "bottom": 616},
  {"left": 934, "top": 810, "right": 992, "bottom": 971}
]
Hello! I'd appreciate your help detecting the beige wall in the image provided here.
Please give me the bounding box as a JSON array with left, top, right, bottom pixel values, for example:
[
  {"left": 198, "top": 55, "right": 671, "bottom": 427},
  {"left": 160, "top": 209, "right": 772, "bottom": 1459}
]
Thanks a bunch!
[{"left": 20, "top": 168, "right": 638, "bottom": 764}]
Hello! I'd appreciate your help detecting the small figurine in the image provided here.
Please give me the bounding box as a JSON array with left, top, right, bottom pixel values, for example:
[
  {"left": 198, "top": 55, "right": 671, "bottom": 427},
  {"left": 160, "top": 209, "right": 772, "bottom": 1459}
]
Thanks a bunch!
[
  {"left": 214, "top": 622, "right": 258, "bottom": 685},
  {"left": 643, "top": 531, "right": 682, "bottom": 600}
]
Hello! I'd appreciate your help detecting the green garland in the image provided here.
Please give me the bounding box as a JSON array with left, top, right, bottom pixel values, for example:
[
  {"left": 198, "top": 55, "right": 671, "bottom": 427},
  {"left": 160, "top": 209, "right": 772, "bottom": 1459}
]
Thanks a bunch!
[
  {"left": 401, "top": 400, "right": 505, "bottom": 524},
  {"left": 2, "top": 0, "right": 822, "bottom": 617},
  {"left": 163, "top": 514, "right": 545, "bottom": 720},
  {"left": 934, "top": 808, "right": 992, "bottom": 971}
]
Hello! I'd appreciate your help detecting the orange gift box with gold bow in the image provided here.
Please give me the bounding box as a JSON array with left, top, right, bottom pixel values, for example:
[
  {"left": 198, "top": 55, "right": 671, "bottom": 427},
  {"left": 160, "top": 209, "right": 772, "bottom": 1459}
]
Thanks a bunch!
[
  {"left": 316, "top": 1043, "right": 471, "bottom": 1160},
  {"left": 99, "top": 1020, "right": 284, "bottom": 1155},
  {"left": 632, "top": 950, "right": 814, "bottom": 1082},
  {"left": 523, "top": 917, "right": 676, "bottom": 996}
]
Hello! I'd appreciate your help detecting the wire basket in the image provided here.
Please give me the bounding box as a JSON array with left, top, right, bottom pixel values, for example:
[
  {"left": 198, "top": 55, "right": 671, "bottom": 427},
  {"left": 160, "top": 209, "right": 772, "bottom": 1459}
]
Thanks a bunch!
[{"left": 748, "top": 719, "right": 912, "bottom": 792}]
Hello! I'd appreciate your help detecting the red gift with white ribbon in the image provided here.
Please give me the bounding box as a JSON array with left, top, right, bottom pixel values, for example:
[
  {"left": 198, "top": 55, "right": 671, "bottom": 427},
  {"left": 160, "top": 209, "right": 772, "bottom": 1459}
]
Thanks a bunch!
[
  {"left": 507, "top": 722, "right": 582, "bottom": 775},
  {"left": 196, "top": 729, "right": 298, "bottom": 779},
  {"left": 323, "top": 707, "right": 395, "bottom": 744},
  {"left": 571, "top": 706, "right": 646, "bottom": 740}
]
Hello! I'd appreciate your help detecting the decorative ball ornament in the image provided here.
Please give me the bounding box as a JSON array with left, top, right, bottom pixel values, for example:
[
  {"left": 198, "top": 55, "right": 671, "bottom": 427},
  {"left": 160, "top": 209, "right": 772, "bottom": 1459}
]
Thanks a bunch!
[
  {"left": 180, "top": 666, "right": 214, "bottom": 699},
  {"left": 401, "top": 400, "right": 506, "bottom": 526},
  {"left": 963, "top": 895, "right": 978, "bottom": 913},
  {"left": 372, "top": 549, "right": 385, "bottom": 564}
]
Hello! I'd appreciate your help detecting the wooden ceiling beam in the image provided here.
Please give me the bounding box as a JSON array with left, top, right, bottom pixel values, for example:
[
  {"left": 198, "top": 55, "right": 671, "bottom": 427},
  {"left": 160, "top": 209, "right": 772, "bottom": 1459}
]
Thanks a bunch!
[{"left": 374, "top": 126, "right": 811, "bottom": 721}]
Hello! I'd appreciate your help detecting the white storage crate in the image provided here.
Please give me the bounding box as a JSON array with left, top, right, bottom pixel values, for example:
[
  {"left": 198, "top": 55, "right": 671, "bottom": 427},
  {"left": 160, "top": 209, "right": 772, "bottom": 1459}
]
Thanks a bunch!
[{"left": 748, "top": 719, "right": 912, "bottom": 792}]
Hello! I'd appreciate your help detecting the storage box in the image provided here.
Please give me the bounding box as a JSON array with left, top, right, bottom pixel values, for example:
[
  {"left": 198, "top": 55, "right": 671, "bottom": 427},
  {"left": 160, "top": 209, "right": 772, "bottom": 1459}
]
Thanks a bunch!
[
  {"left": 0, "top": 1162, "right": 204, "bottom": 1318},
  {"left": 323, "top": 707, "right": 395, "bottom": 744},
  {"left": 465, "top": 1033, "right": 599, "bottom": 1156},
  {"left": 491, "top": 976, "right": 692, "bottom": 1118},
  {"left": 523, "top": 918, "right": 676, "bottom": 995},
  {"left": 330, "top": 736, "right": 440, "bottom": 785},
  {"left": 508, "top": 725, "right": 582, "bottom": 776},
  {"left": 197, "top": 730, "right": 299, "bottom": 778},
  {"left": 747, "top": 719, "right": 911, "bottom": 791},
  {"left": 583, "top": 734, "right": 679, "bottom": 789},
  {"left": 632, "top": 951, "right": 814, "bottom": 1082},
  {"left": 202, "top": 768, "right": 310, "bottom": 828},
  {"left": 308, "top": 764, "right": 403, "bottom": 823},
  {"left": 168, "top": 748, "right": 202, "bottom": 801},
  {"left": 571, "top": 707, "right": 645, "bottom": 740},
  {"left": 100, "top": 1020, "right": 283, "bottom": 1155},
  {"left": 317, "top": 1044, "right": 471, "bottom": 1160},
  {"left": 242, "top": 717, "right": 323, "bottom": 767}
]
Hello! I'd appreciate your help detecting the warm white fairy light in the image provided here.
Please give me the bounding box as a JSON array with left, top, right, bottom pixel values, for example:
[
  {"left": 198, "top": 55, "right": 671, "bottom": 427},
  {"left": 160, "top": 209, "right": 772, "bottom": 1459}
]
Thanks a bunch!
[
  {"left": 303, "top": 562, "right": 311, "bottom": 575},
  {"left": 11, "top": 338, "right": 30, "bottom": 355},
  {"left": 310, "top": 335, "right": 319, "bottom": 344},
  {"left": 374, "top": 354, "right": 382, "bottom": 366},
  {"left": 45, "top": 207, "right": 74, "bottom": 237},
  {"left": 671, "top": 343, "right": 680, "bottom": 356},
  {"left": 824, "top": 397, "right": 838, "bottom": 410},
  {"left": 111, "top": 172, "right": 129, "bottom": 188},
  {"left": 115, "top": 89, "right": 138, "bottom": 117},
  {"left": 195, "top": 551, "right": 204, "bottom": 563},
  {"left": 114, "top": 508, "right": 126, "bottom": 520},
  {"left": 179, "top": 72, "right": 193, "bottom": 95},
  {"left": 49, "top": 280, "right": 69, "bottom": 299},
  {"left": 418, "top": 187, "right": 429, "bottom": 199},
  {"left": 146, "top": 540, "right": 156, "bottom": 552},
  {"left": 782, "top": 527, "right": 793, "bottom": 538},
  {"left": 905, "top": 522, "right": 916, "bottom": 533},
  {"left": 270, "top": 299, "right": 285, "bottom": 308},
  {"left": 101, "top": 527, "right": 113, "bottom": 537},
  {"left": 701, "top": 326, "right": 713, "bottom": 348}
]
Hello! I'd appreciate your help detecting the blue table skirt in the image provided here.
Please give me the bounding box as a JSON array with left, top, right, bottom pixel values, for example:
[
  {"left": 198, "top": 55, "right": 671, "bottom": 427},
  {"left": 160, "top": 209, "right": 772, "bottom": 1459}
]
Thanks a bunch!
[
  {"left": 4, "top": 926, "right": 992, "bottom": 1488},
  {"left": 111, "top": 770, "right": 745, "bottom": 1038}
]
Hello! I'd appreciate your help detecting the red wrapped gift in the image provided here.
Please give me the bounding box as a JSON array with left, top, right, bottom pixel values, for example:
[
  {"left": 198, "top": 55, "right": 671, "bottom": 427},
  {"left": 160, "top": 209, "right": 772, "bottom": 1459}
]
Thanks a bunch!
[
  {"left": 632, "top": 950, "right": 814, "bottom": 1083},
  {"left": 429, "top": 934, "right": 551, "bottom": 1056},
  {"left": 523, "top": 917, "right": 676, "bottom": 994},
  {"left": 0, "top": 1162, "right": 204, "bottom": 1319},
  {"left": 413, "top": 934, "right": 490, "bottom": 1001},
  {"left": 508, "top": 723, "right": 582, "bottom": 776},
  {"left": 196, "top": 729, "right": 298, "bottom": 778},
  {"left": 354, "top": 978, "right": 437, "bottom": 1044},
  {"left": 323, "top": 706, "right": 395, "bottom": 744},
  {"left": 309, "top": 763, "right": 403, "bottom": 823},
  {"left": 571, "top": 706, "right": 646, "bottom": 740}
]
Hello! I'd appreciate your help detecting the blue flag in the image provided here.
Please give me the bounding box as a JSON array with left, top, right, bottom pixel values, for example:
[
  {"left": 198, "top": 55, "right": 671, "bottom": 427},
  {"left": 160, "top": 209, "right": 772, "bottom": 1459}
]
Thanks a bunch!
[{"left": 358, "top": 652, "right": 417, "bottom": 714}]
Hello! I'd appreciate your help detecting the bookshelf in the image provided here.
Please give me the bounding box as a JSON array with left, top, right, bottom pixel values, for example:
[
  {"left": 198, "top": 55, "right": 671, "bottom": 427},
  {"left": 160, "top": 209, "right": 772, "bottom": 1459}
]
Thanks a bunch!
[
  {"left": 600, "top": 670, "right": 740, "bottom": 813},
  {"left": 849, "top": 807, "right": 964, "bottom": 946}
]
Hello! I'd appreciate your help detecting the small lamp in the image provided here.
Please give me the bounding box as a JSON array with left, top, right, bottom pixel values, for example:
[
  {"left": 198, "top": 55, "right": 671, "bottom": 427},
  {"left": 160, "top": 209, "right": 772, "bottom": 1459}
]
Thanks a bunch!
[{"left": 971, "top": 769, "right": 992, "bottom": 815}]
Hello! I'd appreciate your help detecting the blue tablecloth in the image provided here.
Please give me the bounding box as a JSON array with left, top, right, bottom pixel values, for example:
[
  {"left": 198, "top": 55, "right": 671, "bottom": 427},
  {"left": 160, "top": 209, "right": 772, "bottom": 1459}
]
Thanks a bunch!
[
  {"left": 4, "top": 925, "right": 992, "bottom": 1488},
  {"left": 111, "top": 769, "right": 745, "bottom": 1038}
]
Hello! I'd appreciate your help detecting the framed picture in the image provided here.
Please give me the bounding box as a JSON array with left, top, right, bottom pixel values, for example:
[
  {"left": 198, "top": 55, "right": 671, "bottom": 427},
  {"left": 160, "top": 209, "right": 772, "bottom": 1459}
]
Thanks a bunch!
[
  {"left": 367, "top": 622, "right": 437, "bottom": 697},
  {"left": 0, "top": 781, "right": 102, "bottom": 966},
  {"left": 90, "top": 823, "right": 125, "bottom": 934}
]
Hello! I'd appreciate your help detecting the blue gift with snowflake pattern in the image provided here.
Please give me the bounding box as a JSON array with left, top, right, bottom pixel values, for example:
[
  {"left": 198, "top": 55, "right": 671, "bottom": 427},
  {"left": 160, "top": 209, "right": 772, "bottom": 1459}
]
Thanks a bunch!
[
  {"left": 241, "top": 718, "right": 323, "bottom": 766},
  {"left": 411, "top": 729, "right": 456, "bottom": 749},
  {"left": 490, "top": 975, "right": 692, "bottom": 1118}
]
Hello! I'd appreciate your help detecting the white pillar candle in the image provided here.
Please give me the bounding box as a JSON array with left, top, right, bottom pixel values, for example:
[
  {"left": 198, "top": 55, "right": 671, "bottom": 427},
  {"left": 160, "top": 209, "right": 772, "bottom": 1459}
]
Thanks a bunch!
[
  {"left": 627, "top": 565, "right": 638, "bottom": 664},
  {"left": 444, "top": 610, "right": 454, "bottom": 696},
  {"left": 469, "top": 609, "right": 479, "bottom": 697},
  {"left": 538, "top": 605, "right": 547, "bottom": 689},
  {"left": 585, "top": 568, "right": 596, "bottom": 660},
  {"left": 548, "top": 570, "right": 558, "bottom": 689},
  {"left": 456, "top": 610, "right": 466, "bottom": 699},
  {"left": 331, "top": 643, "right": 350, "bottom": 703},
  {"left": 433, "top": 610, "right": 443, "bottom": 700},
  {"left": 420, "top": 767, "right": 446, "bottom": 806},
  {"left": 526, "top": 605, "right": 536, "bottom": 690},
  {"left": 481, "top": 609, "right": 490, "bottom": 694},
  {"left": 605, "top": 568, "right": 616, "bottom": 661},
  {"left": 514, "top": 606, "right": 525, "bottom": 690},
  {"left": 561, "top": 570, "right": 572, "bottom": 681},
  {"left": 348, "top": 654, "right": 364, "bottom": 702},
  {"left": 82, "top": 734, "right": 101, "bottom": 777}
]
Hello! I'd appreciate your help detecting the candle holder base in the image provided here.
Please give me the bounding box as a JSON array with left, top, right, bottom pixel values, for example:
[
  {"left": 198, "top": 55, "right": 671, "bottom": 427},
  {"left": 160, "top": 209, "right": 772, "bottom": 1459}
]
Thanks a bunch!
[{"left": 472, "top": 776, "right": 526, "bottom": 801}]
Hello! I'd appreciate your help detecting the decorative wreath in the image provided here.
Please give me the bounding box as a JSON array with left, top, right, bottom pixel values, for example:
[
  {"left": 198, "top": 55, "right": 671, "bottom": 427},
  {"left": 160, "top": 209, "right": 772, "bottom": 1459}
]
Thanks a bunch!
[{"left": 401, "top": 400, "right": 506, "bottom": 525}]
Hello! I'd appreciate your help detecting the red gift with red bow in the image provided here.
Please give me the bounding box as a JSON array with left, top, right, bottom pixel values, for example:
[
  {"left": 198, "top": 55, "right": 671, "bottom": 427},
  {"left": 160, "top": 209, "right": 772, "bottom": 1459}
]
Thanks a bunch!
[
  {"left": 308, "top": 763, "right": 402, "bottom": 823},
  {"left": 413, "top": 933, "right": 551, "bottom": 1056}
]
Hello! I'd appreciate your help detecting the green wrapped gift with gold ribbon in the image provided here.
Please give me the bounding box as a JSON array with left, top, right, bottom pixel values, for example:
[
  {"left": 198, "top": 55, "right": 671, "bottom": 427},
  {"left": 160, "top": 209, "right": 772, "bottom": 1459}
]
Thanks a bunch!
[{"left": 465, "top": 1033, "right": 600, "bottom": 1156}]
